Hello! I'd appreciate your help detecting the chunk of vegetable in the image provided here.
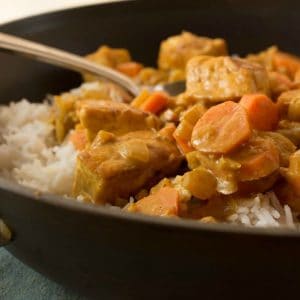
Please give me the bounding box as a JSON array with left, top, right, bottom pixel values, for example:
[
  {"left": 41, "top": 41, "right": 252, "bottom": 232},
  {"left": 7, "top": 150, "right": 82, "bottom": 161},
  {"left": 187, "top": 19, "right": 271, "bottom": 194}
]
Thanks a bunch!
[
  {"left": 54, "top": 95, "right": 77, "bottom": 143},
  {"left": 277, "top": 89, "right": 300, "bottom": 123},
  {"left": 182, "top": 167, "right": 217, "bottom": 200},
  {"left": 159, "top": 123, "right": 176, "bottom": 141},
  {"left": 237, "top": 172, "right": 279, "bottom": 194},
  {"left": 277, "top": 89, "right": 300, "bottom": 119},
  {"left": 136, "top": 67, "right": 168, "bottom": 85},
  {"left": 191, "top": 101, "right": 252, "bottom": 154},
  {"left": 116, "top": 61, "right": 143, "bottom": 77},
  {"left": 277, "top": 120, "right": 300, "bottom": 147},
  {"left": 174, "top": 134, "right": 195, "bottom": 154},
  {"left": 269, "top": 71, "right": 294, "bottom": 96},
  {"left": 259, "top": 131, "right": 296, "bottom": 167},
  {"left": 173, "top": 103, "right": 206, "bottom": 154},
  {"left": 131, "top": 89, "right": 151, "bottom": 108},
  {"left": 186, "top": 151, "right": 240, "bottom": 195},
  {"left": 135, "top": 187, "right": 179, "bottom": 216},
  {"left": 140, "top": 92, "right": 169, "bottom": 114},
  {"left": 85, "top": 45, "right": 131, "bottom": 68},
  {"left": 239, "top": 94, "right": 279, "bottom": 131},
  {"left": 273, "top": 51, "right": 300, "bottom": 79},
  {"left": 247, "top": 46, "right": 300, "bottom": 79},
  {"left": 84, "top": 45, "right": 131, "bottom": 82},
  {"left": 230, "top": 135, "right": 280, "bottom": 181}
]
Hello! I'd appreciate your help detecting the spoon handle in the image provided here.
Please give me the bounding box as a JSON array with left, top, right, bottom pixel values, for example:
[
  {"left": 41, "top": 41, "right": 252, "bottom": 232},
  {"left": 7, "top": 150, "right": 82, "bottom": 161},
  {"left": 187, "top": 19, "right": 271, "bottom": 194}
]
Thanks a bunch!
[{"left": 0, "top": 32, "right": 139, "bottom": 96}]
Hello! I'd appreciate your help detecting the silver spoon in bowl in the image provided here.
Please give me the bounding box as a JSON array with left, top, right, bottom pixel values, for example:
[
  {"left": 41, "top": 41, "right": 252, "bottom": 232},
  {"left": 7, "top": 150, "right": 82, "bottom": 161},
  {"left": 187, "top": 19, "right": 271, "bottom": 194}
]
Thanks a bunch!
[{"left": 0, "top": 32, "right": 185, "bottom": 97}]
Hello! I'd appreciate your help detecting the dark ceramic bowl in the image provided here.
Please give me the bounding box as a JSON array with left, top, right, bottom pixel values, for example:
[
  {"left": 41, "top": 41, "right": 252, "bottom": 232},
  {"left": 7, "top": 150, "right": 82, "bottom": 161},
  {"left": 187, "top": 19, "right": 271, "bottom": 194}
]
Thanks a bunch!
[{"left": 1, "top": 1, "right": 300, "bottom": 299}]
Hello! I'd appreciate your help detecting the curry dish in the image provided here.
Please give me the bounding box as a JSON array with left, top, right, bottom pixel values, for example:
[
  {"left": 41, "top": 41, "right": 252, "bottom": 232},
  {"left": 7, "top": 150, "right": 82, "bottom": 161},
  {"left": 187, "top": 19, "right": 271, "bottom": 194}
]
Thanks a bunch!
[
  {"left": 65, "top": 32, "right": 300, "bottom": 223},
  {"left": 3, "top": 31, "right": 300, "bottom": 227}
]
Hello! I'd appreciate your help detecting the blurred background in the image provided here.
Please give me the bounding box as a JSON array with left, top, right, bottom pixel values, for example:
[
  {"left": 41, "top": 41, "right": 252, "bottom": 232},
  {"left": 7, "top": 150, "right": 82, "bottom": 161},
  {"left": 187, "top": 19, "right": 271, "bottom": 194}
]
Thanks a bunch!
[{"left": 0, "top": 0, "right": 120, "bottom": 24}]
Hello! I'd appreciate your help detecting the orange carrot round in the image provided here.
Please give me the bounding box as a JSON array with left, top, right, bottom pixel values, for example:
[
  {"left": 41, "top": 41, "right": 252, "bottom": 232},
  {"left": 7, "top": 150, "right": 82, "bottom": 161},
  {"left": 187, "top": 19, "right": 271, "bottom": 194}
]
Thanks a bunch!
[
  {"left": 191, "top": 101, "right": 252, "bottom": 154},
  {"left": 140, "top": 92, "right": 169, "bottom": 114},
  {"left": 116, "top": 61, "right": 143, "bottom": 77},
  {"left": 135, "top": 187, "right": 179, "bottom": 216},
  {"left": 239, "top": 93, "right": 279, "bottom": 131},
  {"left": 231, "top": 135, "right": 280, "bottom": 181},
  {"left": 173, "top": 131, "right": 194, "bottom": 154}
]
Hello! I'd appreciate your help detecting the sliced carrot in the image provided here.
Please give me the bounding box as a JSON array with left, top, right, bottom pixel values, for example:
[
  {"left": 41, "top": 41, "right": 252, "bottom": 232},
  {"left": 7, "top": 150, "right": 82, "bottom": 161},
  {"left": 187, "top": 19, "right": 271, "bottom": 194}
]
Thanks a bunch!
[
  {"left": 273, "top": 51, "right": 300, "bottom": 78},
  {"left": 69, "top": 129, "right": 88, "bottom": 151},
  {"left": 140, "top": 92, "right": 169, "bottom": 114},
  {"left": 173, "top": 130, "right": 194, "bottom": 154},
  {"left": 173, "top": 104, "right": 205, "bottom": 154},
  {"left": 135, "top": 187, "right": 179, "bottom": 217},
  {"left": 239, "top": 94, "right": 279, "bottom": 131},
  {"left": 191, "top": 101, "right": 252, "bottom": 154},
  {"left": 116, "top": 61, "right": 143, "bottom": 77},
  {"left": 131, "top": 89, "right": 151, "bottom": 108},
  {"left": 173, "top": 120, "right": 194, "bottom": 154},
  {"left": 230, "top": 135, "right": 280, "bottom": 181}
]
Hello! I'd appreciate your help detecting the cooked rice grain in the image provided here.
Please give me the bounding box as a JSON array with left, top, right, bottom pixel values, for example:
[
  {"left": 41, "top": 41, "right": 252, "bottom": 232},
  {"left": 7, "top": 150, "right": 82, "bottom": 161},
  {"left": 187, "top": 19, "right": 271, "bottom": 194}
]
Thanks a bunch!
[
  {"left": 227, "top": 193, "right": 296, "bottom": 228},
  {"left": 0, "top": 99, "right": 77, "bottom": 195}
]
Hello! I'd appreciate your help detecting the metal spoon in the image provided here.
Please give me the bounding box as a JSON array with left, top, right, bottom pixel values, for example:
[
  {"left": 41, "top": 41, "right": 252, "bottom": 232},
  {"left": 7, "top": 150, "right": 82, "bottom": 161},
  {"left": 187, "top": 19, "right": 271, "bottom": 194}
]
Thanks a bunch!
[{"left": 0, "top": 32, "right": 185, "bottom": 97}]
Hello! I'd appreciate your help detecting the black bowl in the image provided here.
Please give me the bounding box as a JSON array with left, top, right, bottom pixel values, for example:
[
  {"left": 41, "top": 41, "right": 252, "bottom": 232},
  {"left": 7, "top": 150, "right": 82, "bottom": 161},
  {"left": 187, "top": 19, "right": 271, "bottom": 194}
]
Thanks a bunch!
[{"left": 1, "top": 1, "right": 300, "bottom": 299}]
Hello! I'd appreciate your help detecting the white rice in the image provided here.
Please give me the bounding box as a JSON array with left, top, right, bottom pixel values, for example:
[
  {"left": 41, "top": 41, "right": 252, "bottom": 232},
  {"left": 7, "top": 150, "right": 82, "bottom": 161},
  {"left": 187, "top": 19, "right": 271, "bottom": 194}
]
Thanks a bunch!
[
  {"left": 227, "top": 192, "right": 296, "bottom": 229},
  {"left": 0, "top": 99, "right": 77, "bottom": 195}
]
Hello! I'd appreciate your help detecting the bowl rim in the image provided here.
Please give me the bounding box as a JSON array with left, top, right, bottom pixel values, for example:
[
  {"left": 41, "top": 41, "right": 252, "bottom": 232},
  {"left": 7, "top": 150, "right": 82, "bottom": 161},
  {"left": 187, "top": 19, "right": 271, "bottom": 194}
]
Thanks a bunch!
[
  {"left": 1, "top": 177, "right": 299, "bottom": 238},
  {"left": 0, "top": 0, "right": 299, "bottom": 239}
]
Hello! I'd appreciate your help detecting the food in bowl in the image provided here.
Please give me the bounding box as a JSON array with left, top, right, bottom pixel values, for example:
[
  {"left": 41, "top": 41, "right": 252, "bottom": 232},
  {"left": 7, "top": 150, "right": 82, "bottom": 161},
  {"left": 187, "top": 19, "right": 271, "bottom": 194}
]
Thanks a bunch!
[{"left": 1, "top": 31, "right": 300, "bottom": 228}]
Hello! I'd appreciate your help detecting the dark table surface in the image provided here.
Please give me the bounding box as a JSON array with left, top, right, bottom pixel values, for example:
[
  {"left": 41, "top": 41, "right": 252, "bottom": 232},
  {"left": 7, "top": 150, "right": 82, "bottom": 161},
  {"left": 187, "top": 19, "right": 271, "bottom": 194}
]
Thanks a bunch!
[{"left": 0, "top": 248, "right": 88, "bottom": 300}]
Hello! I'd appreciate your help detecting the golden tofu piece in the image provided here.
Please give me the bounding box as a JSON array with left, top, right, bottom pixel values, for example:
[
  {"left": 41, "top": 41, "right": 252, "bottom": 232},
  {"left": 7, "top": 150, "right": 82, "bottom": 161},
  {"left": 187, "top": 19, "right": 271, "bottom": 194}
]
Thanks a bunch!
[
  {"left": 186, "top": 56, "right": 270, "bottom": 102},
  {"left": 73, "top": 130, "right": 182, "bottom": 204},
  {"left": 53, "top": 81, "right": 132, "bottom": 142},
  {"left": 158, "top": 32, "right": 227, "bottom": 71},
  {"left": 78, "top": 100, "right": 162, "bottom": 141}
]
